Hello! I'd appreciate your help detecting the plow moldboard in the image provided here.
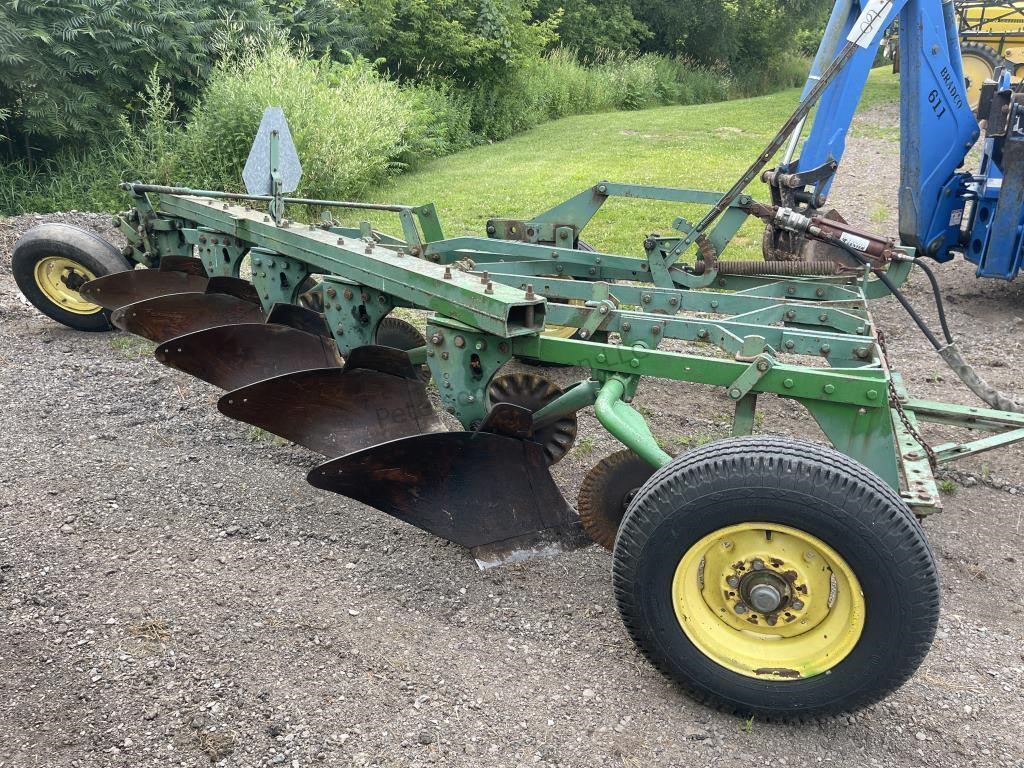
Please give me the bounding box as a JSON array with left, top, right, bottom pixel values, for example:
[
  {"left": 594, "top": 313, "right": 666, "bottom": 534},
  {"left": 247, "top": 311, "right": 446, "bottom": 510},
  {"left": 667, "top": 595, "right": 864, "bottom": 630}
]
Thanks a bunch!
[
  {"left": 155, "top": 323, "right": 343, "bottom": 391},
  {"left": 307, "top": 431, "right": 589, "bottom": 566},
  {"left": 111, "top": 292, "right": 266, "bottom": 344},
  {"left": 217, "top": 366, "right": 444, "bottom": 456},
  {"left": 80, "top": 269, "right": 209, "bottom": 310}
]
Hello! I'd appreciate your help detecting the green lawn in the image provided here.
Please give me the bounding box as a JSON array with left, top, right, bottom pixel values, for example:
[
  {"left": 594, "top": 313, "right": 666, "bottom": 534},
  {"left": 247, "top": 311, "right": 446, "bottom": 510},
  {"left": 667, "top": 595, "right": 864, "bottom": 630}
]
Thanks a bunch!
[{"left": 362, "top": 69, "right": 899, "bottom": 260}]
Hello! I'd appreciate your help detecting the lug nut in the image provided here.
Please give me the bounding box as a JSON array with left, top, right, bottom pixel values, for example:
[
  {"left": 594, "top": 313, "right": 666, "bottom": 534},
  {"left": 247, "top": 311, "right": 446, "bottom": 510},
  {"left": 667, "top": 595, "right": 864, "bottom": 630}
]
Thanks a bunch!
[
  {"left": 791, "top": 600, "right": 805, "bottom": 610},
  {"left": 751, "top": 559, "right": 765, "bottom": 571},
  {"left": 734, "top": 603, "right": 748, "bottom": 614},
  {"left": 726, "top": 576, "right": 739, "bottom": 588}
]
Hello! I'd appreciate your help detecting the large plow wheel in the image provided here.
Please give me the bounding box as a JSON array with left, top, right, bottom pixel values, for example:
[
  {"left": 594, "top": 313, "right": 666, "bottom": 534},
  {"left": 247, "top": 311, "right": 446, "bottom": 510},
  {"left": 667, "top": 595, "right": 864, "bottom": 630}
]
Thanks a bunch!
[
  {"left": 613, "top": 436, "right": 939, "bottom": 720},
  {"left": 12, "top": 224, "right": 131, "bottom": 331}
]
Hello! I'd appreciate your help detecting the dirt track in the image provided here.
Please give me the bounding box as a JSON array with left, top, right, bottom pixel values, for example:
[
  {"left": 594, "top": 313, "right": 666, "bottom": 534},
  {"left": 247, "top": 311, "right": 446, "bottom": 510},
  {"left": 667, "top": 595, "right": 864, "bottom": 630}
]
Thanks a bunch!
[{"left": 1, "top": 101, "right": 1023, "bottom": 768}]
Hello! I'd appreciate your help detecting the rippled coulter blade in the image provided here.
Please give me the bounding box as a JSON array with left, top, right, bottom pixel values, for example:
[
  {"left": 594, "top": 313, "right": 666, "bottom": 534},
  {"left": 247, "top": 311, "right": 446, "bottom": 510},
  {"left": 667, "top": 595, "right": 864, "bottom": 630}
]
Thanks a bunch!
[
  {"left": 217, "top": 345, "right": 443, "bottom": 457},
  {"left": 154, "top": 305, "right": 342, "bottom": 391},
  {"left": 110, "top": 278, "right": 264, "bottom": 344}
]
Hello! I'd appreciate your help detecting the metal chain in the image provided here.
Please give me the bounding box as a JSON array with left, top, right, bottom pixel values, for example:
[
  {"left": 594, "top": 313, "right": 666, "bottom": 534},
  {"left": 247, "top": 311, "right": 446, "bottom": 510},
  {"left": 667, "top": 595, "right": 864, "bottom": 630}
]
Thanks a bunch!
[{"left": 877, "top": 331, "right": 937, "bottom": 469}]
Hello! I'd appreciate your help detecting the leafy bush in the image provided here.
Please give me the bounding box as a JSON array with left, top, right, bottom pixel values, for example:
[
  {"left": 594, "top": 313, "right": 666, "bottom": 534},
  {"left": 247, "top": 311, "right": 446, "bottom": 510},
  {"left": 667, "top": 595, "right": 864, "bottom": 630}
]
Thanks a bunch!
[{"left": 180, "top": 47, "right": 419, "bottom": 199}]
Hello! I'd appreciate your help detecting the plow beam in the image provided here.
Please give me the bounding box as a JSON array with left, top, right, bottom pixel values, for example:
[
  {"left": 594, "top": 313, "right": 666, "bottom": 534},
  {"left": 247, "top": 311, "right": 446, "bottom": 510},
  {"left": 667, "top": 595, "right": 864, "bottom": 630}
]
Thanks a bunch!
[
  {"left": 217, "top": 346, "right": 443, "bottom": 456},
  {"left": 307, "top": 430, "right": 588, "bottom": 567}
]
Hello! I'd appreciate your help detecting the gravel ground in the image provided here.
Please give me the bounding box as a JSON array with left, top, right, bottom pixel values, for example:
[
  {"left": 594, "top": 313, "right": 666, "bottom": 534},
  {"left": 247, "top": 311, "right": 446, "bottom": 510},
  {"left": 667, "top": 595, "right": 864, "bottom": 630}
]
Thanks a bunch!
[{"left": 2, "top": 101, "right": 1023, "bottom": 768}]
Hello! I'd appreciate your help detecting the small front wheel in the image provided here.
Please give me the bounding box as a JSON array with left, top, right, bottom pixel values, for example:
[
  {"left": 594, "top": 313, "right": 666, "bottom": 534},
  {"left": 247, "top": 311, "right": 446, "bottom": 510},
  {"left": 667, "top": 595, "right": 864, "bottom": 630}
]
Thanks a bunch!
[
  {"left": 13, "top": 223, "right": 131, "bottom": 331},
  {"left": 613, "top": 436, "right": 939, "bottom": 720}
]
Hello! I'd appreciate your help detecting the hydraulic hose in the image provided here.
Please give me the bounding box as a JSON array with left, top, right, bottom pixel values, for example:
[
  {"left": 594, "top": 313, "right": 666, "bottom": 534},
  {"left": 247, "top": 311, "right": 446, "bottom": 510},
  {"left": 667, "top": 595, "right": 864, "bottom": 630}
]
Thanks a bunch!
[{"left": 829, "top": 237, "right": 1024, "bottom": 413}]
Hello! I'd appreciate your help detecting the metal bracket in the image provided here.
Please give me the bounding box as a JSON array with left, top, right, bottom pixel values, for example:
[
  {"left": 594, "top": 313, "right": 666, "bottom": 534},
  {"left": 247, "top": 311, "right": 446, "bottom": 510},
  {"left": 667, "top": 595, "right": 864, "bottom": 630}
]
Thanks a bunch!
[
  {"left": 249, "top": 248, "right": 310, "bottom": 312},
  {"left": 727, "top": 354, "right": 774, "bottom": 401},
  {"left": 577, "top": 282, "right": 616, "bottom": 341},
  {"left": 426, "top": 317, "right": 514, "bottom": 429},
  {"left": 319, "top": 277, "right": 393, "bottom": 355}
]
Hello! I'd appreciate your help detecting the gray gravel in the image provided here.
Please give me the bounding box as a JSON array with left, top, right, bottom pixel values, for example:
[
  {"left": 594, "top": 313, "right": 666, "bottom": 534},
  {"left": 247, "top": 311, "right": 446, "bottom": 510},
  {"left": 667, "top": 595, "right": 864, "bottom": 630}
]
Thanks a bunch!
[{"left": 1, "top": 101, "right": 1023, "bottom": 768}]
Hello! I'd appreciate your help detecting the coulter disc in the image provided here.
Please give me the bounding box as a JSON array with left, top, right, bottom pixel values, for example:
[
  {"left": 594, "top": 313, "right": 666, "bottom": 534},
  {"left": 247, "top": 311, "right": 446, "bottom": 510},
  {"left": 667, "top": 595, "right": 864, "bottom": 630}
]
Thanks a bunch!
[
  {"left": 578, "top": 449, "right": 656, "bottom": 550},
  {"left": 488, "top": 372, "right": 577, "bottom": 465}
]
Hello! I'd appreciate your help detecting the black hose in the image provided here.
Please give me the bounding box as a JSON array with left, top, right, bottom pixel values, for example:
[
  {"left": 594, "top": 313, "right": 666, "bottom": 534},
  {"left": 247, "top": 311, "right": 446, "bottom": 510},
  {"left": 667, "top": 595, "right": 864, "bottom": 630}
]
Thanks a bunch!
[
  {"left": 827, "top": 236, "right": 1024, "bottom": 412},
  {"left": 830, "top": 238, "right": 944, "bottom": 350},
  {"left": 911, "top": 258, "right": 955, "bottom": 345}
]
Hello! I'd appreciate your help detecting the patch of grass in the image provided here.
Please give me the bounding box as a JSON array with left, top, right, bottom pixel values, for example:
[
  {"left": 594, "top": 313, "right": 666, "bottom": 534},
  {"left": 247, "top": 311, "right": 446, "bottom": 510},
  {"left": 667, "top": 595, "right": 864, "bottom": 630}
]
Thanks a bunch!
[
  {"left": 938, "top": 478, "right": 958, "bottom": 495},
  {"left": 869, "top": 205, "right": 890, "bottom": 225},
  {"left": 109, "top": 335, "right": 155, "bottom": 359},
  {"left": 128, "top": 617, "right": 171, "bottom": 642},
  {"left": 574, "top": 436, "right": 596, "bottom": 456},
  {"left": 368, "top": 69, "right": 900, "bottom": 260}
]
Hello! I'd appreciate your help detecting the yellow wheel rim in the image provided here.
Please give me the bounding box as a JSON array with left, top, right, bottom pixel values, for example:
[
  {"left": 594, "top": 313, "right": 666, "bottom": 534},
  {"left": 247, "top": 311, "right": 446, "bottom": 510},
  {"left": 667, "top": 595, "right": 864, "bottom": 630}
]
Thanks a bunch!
[
  {"left": 33, "top": 257, "right": 101, "bottom": 315},
  {"left": 962, "top": 53, "right": 995, "bottom": 109},
  {"left": 672, "top": 523, "right": 865, "bottom": 680}
]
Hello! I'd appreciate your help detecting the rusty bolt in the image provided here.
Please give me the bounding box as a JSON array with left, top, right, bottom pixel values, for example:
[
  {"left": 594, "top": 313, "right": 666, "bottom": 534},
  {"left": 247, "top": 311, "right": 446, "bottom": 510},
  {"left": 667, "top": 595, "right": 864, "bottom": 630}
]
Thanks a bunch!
[
  {"left": 443, "top": 267, "right": 453, "bottom": 279},
  {"left": 791, "top": 599, "right": 805, "bottom": 610},
  {"left": 525, "top": 284, "right": 535, "bottom": 300},
  {"left": 480, "top": 271, "right": 490, "bottom": 284},
  {"left": 756, "top": 359, "right": 770, "bottom": 372},
  {"left": 652, "top": 326, "right": 661, "bottom": 335},
  {"left": 326, "top": 287, "right": 337, "bottom": 299},
  {"left": 734, "top": 603, "right": 748, "bottom": 615},
  {"left": 622, "top": 323, "right": 631, "bottom": 333},
  {"left": 343, "top": 288, "right": 353, "bottom": 301},
  {"left": 485, "top": 281, "right": 494, "bottom": 294},
  {"left": 642, "top": 294, "right": 652, "bottom": 304},
  {"left": 430, "top": 332, "right": 444, "bottom": 346},
  {"left": 697, "top": 329, "right": 709, "bottom": 340},
  {"left": 726, "top": 576, "right": 739, "bottom": 588},
  {"left": 819, "top": 313, "right": 829, "bottom": 323},
  {"left": 454, "top": 336, "right": 466, "bottom": 348},
  {"left": 669, "top": 297, "right": 679, "bottom": 307},
  {"left": 751, "top": 558, "right": 765, "bottom": 571}
]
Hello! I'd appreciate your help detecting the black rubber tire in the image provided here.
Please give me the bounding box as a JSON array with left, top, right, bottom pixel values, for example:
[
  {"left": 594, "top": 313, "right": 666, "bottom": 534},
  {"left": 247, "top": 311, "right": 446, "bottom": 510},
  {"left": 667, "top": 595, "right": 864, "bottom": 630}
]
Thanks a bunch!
[
  {"left": 961, "top": 42, "right": 1007, "bottom": 107},
  {"left": 612, "top": 435, "right": 939, "bottom": 720},
  {"left": 376, "top": 316, "right": 429, "bottom": 381},
  {"left": 12, "top": 223, "right": 131, "bottom": 331}
]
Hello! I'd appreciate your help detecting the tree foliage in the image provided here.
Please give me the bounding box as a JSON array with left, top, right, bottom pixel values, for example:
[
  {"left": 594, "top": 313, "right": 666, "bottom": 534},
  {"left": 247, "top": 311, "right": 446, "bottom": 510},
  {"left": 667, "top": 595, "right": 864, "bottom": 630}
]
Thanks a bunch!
[{"left": 0, "top": 0, "right": 831, "bottom": 162}]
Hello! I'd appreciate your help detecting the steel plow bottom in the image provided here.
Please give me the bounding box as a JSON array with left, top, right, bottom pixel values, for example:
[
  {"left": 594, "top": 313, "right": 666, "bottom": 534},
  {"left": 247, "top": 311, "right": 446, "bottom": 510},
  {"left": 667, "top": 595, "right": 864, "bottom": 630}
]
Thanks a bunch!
[
  {"left": 217, "top": 346, "right": 445, "bottom": 457},
  {"left": 307, "top": 430, "right": 589, "bottom": 568},
  {"left": 154, "top": 305, "right": 341, "bottom": 391},
  {"left": 110, "top": 277, "right": 264, "bottom": 344}
]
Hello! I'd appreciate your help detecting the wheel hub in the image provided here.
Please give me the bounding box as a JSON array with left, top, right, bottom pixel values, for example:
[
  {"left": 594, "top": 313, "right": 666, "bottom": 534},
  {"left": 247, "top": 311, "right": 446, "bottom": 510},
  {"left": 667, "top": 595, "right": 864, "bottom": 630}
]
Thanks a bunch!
[
  {"left": 673, "top": 523, "right": 865, "bottom": 679},
  {"left": 33, "top": 256, "right": 101, "bottom": 315}
]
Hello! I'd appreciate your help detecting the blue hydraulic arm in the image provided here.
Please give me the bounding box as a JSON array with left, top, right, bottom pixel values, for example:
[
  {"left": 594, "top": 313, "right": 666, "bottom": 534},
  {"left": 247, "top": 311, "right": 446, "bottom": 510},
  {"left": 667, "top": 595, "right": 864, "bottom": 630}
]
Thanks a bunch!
[{"left": 771, "top": 0, "right": 1024, "bottom": 277}]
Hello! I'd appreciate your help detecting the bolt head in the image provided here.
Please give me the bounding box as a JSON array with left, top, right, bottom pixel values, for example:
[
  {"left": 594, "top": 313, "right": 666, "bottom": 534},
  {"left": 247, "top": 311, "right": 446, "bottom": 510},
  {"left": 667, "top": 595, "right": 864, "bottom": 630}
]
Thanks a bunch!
[
  {"left": 751, "top": 558, "right": 765, "bottom": 570},
  {"left": 791, "top": 600, "right": 805, "bottom": 610},
  {"left": 734, "top": 603, "right": 748, "bottom": 614}
]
